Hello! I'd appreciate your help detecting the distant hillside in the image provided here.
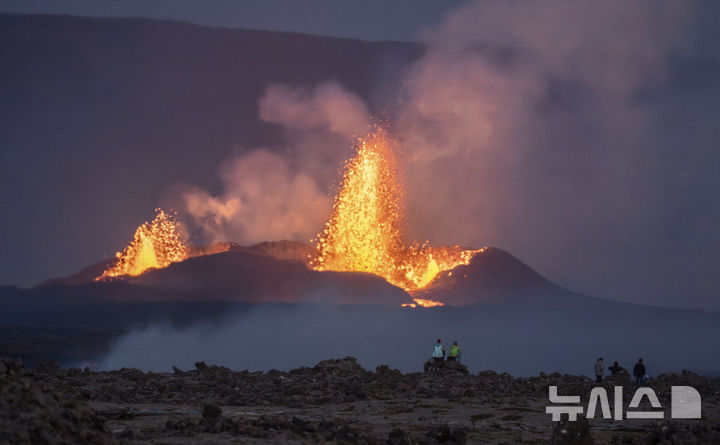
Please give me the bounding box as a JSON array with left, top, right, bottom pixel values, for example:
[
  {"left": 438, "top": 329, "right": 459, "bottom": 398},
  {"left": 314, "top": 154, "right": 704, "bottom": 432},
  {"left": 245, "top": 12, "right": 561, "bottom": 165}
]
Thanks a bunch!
[
  {"left": 38, "top": 240, "right": 316, "bottom": 286},
  {"left": 416, "top": 247, "right": 556, "bottom": 305}
]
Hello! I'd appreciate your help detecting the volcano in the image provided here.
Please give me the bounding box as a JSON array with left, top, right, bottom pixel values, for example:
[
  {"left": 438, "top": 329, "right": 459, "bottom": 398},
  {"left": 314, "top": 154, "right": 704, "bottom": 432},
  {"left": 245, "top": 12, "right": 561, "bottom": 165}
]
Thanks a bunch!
[
  {"left": 68, "top": 128, "right": 503, "bottom": 309},
  {"left": 35, "top": 240, "right": 554, "bottom": 307}
]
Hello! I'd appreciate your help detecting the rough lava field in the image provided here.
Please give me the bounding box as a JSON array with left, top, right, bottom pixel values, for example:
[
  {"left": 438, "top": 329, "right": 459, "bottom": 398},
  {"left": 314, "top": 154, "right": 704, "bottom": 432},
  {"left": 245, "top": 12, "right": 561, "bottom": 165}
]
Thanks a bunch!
[{"left": 2, "top": 356, "right": 720, "bottom": 444}]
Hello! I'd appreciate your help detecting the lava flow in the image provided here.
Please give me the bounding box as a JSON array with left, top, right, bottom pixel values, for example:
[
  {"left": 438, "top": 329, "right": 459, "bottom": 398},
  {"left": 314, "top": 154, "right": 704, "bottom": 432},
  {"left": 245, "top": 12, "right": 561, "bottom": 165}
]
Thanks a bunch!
[
  {"left": 313, "top": 127, "right": 478, "bottom": 303},
  {"left": 96, "top": 209, "right": 189, "bottom": 280}
]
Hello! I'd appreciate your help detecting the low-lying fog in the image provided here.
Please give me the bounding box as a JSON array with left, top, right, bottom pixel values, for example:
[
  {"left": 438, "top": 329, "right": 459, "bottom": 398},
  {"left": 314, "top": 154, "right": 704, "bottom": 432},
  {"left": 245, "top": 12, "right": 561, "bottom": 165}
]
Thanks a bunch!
[{"left": 98, "top": 302, "right": 720, "bottom": 377}]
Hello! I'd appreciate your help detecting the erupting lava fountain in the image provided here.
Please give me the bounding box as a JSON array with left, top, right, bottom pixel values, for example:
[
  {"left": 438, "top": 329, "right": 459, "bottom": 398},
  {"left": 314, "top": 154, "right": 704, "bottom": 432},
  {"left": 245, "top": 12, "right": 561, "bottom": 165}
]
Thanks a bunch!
[
  {"left": 96, "top": 127, "right": 486, "bottom": 307},
  {"left": 312, "top": 127, "right": 482, "bottom": 305},
  {"left": 96, "top": 209, "right": 189, "bottom": 280}
]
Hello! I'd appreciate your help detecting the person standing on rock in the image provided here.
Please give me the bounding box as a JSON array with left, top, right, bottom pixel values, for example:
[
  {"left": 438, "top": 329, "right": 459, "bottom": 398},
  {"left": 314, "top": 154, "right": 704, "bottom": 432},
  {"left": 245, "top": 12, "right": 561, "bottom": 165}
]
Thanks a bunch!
[
  {"left": 633, "top": 358, "right": 646, "bottom": 385},
  {"left": 447, "top": 342, "right": 461, "bottom": 362},
  {"left": 609, "top": 361, "right": 623, "bottom": 376},
  {"left": 594, "top": 357, "right": 604, "bottom": 383},
  {"left": 433, "top": 339, "right": 445, "bottom": 362}
]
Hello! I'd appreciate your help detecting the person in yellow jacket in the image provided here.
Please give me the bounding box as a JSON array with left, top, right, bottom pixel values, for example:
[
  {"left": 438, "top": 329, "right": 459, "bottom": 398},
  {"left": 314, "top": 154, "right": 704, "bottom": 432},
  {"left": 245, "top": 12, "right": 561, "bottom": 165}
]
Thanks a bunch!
[{"left": 447, "top": 341, "right": 461, "bottom": 362}]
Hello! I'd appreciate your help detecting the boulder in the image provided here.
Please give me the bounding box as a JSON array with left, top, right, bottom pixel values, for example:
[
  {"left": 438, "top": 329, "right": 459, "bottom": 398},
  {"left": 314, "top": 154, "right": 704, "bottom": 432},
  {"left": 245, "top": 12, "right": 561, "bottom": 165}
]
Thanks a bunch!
[
  {"left": 549, "top": 415, "right": 594, "bottom": 445},
  {"left": 0, "top": 357, "right": 116, "bottom": 444}
]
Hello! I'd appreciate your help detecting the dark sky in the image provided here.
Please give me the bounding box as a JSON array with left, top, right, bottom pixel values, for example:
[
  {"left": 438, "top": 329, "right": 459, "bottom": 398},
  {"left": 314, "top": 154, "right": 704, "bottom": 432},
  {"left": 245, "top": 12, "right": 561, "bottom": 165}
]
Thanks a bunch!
[
  {"left": 1, "top": 1, "right": 719, "bottom": 311},
  {"left": 0, "top": 0, "right": 466, "bottom": 41}
]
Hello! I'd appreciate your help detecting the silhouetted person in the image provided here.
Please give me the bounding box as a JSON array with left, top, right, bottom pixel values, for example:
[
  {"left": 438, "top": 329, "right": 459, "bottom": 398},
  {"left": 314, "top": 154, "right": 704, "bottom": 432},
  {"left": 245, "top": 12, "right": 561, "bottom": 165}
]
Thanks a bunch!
[
  {"left": 609, "top": 361, "right": 623, "bottom": 376},
  {"left": 432, "top": 339, "right": 445, "bottom": 362},
  {"left": 633, "top": 358, "right": 646, "bottom": 385},
  {"left": 447, "top": 341, "right": 460, "bottom": 361},
  {"left": 594, "top": 357, "right": 604, "bottom": 383}
]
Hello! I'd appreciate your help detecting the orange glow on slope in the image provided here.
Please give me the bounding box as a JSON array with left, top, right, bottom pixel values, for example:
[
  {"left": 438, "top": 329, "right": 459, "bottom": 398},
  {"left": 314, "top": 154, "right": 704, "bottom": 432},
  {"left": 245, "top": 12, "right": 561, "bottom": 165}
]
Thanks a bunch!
[
  {"left": 96, "top": 209, "right": 189, "bottom": 280},
  {"left": 313, "top": 127, "right": 477, "bottom": 293},
  {"left": 402, "top": 298, "right": 445, "bottom": 308}
]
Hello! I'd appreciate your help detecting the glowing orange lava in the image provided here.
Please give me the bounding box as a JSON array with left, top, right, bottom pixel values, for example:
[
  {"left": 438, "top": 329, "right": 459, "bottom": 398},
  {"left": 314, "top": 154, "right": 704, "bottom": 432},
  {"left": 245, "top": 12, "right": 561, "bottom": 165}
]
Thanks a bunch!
[
  {"left": 313, "top": 127, "right": 478, "bottom": 295},
  {"left": 96, "top": 209, "right": 189, "bottom": 280},
  {"left": 402, "top": 298, "right": 446, "bottom": 308}
]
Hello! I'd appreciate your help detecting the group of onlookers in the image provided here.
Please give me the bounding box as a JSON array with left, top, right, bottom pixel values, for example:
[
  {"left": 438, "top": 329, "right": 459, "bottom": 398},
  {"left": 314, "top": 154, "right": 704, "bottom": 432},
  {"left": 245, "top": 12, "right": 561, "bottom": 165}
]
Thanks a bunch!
[
  {"left": 595, "top": 357, "right": 648, "bottom": 385},
  {"left": 432, "top": 339, "right": 461, "bottom": 362},
  {"left": 427, "top": 341, "right": 649, "bottom": 385}
]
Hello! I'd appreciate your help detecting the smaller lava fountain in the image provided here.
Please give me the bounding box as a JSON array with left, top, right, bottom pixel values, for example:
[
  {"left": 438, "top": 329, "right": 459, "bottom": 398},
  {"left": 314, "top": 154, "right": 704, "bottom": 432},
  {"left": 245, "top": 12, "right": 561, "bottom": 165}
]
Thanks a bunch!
[
  {"left": 96, "top": 209, "right": 189, "bottom": 280},
  {"left": 313, "top": 127, "right": 479, "bottom": 303}
]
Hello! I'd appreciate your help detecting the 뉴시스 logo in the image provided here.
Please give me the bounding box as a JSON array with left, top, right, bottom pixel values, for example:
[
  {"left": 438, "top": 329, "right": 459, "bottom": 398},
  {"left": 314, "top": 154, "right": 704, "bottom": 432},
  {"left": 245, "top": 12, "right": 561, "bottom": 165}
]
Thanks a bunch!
[{"left": 546, "top": 386, "right": 701, "bottom": 421}]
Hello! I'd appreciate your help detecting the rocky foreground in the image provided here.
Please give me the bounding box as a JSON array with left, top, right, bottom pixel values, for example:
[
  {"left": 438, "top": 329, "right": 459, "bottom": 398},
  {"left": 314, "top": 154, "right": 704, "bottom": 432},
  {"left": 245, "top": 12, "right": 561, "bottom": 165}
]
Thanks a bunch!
[{"left": 1, "top": 357, "right": 719, "bottom": 444}]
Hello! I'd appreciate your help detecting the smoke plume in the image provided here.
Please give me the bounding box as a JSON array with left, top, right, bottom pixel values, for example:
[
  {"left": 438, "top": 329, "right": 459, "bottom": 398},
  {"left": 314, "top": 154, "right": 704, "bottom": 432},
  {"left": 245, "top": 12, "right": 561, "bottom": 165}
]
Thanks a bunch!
[
  {"left": 182, "top": 82, "right": 369, "bottom": 245},
  {"left": 182, "top": 1, "right": 720, "bottom": 309},
  {"left": 390, "top": 0, "right": 720, "bottom": 309}
]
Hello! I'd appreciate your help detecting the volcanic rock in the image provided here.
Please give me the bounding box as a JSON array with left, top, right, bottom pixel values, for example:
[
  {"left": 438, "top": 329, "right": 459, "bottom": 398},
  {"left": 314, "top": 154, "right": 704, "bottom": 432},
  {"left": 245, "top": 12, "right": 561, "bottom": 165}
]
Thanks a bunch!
[
  {"left": 423, "top": 359, "right": 469, "bottom": 375},
  {"left": 388, "top": 429, "right": 415, "bottom": 445},
  {"left": 0, "top": 357, "right": 116, "bottom": 444},
  {"left": 194, "top": 361, "right": 209, "bottom": 372},
  {"left": 549, "top": 414, "right": 594, "bottom": 445},
  {"left": 642, "top": 422, "right": 720, "bottom": 445},
  {"left": 425, "top": 424, "right": 467, "bottom": 444},
  {"left": 201, "top": 404, "right": 222, "bottom": 421},
  {"left": 2, "top": 356, "right": 719, "bottom": 444}
]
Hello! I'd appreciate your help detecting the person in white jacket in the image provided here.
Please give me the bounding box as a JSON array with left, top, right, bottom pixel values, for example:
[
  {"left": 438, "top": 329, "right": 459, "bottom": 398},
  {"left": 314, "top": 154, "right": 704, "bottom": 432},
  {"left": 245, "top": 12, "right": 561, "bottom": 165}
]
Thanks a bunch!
[
  {"left": 432, "top": 339, "right": 445, "bottom": 362},
  {"left": 594, "top": 357, "right": 605, "bottom": 383}
]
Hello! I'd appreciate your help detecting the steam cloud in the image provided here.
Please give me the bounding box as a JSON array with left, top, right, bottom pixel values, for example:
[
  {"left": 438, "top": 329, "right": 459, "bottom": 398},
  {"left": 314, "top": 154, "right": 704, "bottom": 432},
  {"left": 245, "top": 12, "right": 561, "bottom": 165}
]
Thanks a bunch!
[
  {"left": 182, "top": 82, "right": 369, "bottom": 245},
  {"left": 394, "top": 0, "right": 703, "bottom": 308},
  {"left": 182, "top": 151, "right": 329, "bottom": 245},
  {"left": 181, "top": 1, "right": 719, "bottom": 309}
]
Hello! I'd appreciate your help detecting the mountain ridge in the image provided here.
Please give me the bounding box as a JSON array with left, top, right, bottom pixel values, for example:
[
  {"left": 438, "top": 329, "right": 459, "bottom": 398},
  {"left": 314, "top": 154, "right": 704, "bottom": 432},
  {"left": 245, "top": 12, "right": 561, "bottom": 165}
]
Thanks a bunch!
[{"left": 0, "top": 12, "right": 417, "bottom": 45}]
